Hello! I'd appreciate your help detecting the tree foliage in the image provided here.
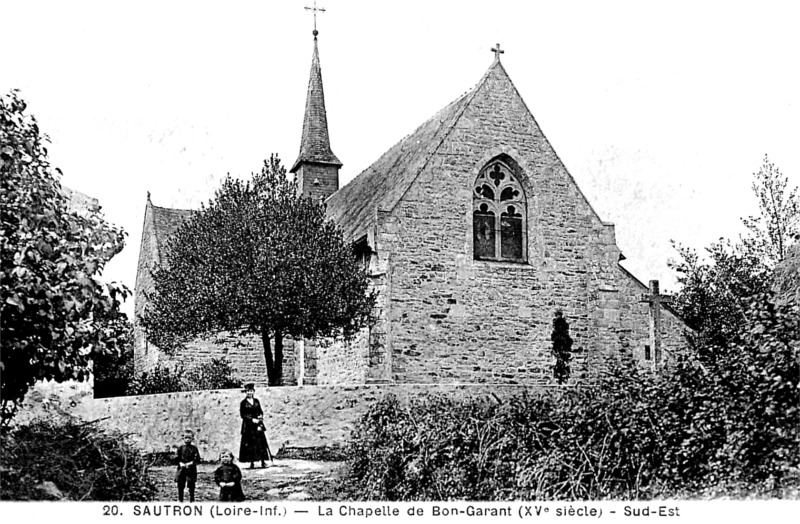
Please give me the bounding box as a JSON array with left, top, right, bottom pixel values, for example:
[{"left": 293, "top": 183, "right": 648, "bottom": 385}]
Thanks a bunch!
[
  {"left": 346, "top": 293, "right": 798, "bottom": 500},
  {"left": 92, "top": 315, "right": 134, "bottom": 398},
  {"left": 670, "top": 240, "right": 771, "bottom": 353},
  {"left": 741, "top": 154, "right": 799, "bottom": 267},
  {"left": 142, "top": 155, "right": 375, "bottom": 386},
  {"left": 671, "top": 155, "right": 797, "bottom": 353},
  {"left": 1, "top": 91, "right": 128, "bottom": 424}
]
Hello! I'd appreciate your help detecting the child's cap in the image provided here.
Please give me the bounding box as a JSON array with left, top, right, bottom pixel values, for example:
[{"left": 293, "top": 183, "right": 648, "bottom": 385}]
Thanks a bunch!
[
  {"left": 219, "top": 450, "right": 234, "bottom": 460},
  {"left": 183, "top": 429, "right": 194, "bottom": 437}
]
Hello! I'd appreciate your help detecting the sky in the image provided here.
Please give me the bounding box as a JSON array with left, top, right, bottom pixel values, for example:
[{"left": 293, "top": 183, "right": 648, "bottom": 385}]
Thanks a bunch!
[{"left": 2, "top": 0, "right": 798, "bottom": 318}]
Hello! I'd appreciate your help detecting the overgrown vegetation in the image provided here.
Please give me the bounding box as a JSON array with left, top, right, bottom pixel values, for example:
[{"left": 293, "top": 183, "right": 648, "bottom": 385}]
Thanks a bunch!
[
  {"left": 92, "top": 317, "right": 135, "bottom": 398},
  {"left": 127, "top": 358, "right": 241, "bottom": 395},
  {"left": 0, "top": 419, "right": 157, "bottom": 501},
  {"left": 344, "top": 156, "right": 799, "bottom": 500},
  {"left": 346, "top": 293, "right": 798, "bottom": 500}
]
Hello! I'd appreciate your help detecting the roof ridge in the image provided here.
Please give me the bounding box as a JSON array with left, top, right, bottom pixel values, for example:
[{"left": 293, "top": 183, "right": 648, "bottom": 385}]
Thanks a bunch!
[
  {"left": 492, "top": 59, "right": 611, "bottom": 228},
  {"left": 324, "top": 60, "right": 507, "bottom": 241},
  {"left": 325, "top": 89, "right": 475, "bottom": 205},
  {"left": 149, "top": 203, "right": 196, "bottom": 213},
  {"left": 386, "top": 65, "right": 491, "bottom": 212}
]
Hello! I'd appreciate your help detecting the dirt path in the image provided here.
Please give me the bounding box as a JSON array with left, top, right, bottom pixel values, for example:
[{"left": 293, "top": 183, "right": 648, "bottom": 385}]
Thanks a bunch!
[{"left": 150, "top": 459, "right": 344, "bottom": 502}]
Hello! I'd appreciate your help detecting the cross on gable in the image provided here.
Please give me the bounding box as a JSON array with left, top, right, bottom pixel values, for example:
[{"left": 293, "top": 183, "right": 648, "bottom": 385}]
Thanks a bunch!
[
  {"left": 640, "top": 279, "right": 672, "bottom": 370},
  {"left": 305, "top": 0, "right": 327, "bottom": 35},
  {"left": 491, "top": 43, "right": 504, "bottom": 61}
]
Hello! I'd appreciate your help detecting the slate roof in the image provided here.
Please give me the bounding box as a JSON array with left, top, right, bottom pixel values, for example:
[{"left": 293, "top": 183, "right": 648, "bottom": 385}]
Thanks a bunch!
[
  {"left": 291, "top": 35, "right": 341, "bottom": 173},
  {"left": 147, "top": 200, "right": 193, "bottom": 266},
  {"left": 324, "top": 62, "right": 500, "bottom": 243}
]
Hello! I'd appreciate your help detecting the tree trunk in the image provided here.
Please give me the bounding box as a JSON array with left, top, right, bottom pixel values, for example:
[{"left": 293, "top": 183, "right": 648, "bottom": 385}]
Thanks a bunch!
[
  {"left": 260, "top": 326, "right": 283, "bottom": 387},
  {"left": 260, "top": 326, "right": 276, "bottom": 386},
  {"left": 273, "top": 329, "right": 284, "bottom": 387}
]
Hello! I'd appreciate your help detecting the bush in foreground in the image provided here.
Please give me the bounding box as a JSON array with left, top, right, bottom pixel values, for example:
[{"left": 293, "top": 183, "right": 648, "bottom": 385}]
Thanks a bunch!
[
  {"left": 0, "top": 419, "right": 156, "bottom": 500},
  {"left": 345, "top": 294, "right": 799, "bottom": 500}
]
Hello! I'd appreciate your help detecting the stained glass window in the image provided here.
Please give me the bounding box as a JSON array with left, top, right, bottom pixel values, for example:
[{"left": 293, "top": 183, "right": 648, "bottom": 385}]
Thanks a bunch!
[{"left": 473, "top": 159, "right": 526, "bottom": 261}]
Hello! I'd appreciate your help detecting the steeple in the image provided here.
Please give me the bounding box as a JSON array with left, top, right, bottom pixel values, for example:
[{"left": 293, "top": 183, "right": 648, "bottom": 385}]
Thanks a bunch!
[{"left": 291, "top": 24, "right": 341, "bottom": 201}]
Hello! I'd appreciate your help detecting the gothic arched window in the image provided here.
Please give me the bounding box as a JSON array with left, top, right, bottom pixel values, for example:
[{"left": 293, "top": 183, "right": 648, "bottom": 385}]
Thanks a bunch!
[{"left": 473, "top": 159, "right": 526, "bottom": 261}]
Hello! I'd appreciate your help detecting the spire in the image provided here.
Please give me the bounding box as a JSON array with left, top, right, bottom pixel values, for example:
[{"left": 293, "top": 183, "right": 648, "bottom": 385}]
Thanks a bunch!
[{"left": 290, "top": 30, "right": 341, "bottom": 174}]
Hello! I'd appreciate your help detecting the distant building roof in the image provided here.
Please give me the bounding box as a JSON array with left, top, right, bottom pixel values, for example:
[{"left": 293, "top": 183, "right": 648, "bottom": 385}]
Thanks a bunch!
[
  {"left": 62, "top": 186, "right": 99, "bottom": 215},
  {"left": 146, "top": 198, "right": 193, "bottom": 266}
]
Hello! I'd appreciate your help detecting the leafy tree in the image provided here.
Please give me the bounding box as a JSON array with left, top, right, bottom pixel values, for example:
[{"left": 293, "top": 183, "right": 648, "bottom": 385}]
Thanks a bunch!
[
  {"left": 671, "top": 156, "right": 797, "bottom": 354},
  {"left": 142, "top": 155, "right": 375, "bottom": 386},
  {"left": 741, "top": 154, "right": 799, "bottom": 267},
  {"left": 670, "top": 240, "right": 771, "bottom": 354},
  {"left": 92, "top": 316, "right": 134, "bottom": 398},
  {"left": 0, "top": 91, "right": 128, "bottom": 424}
]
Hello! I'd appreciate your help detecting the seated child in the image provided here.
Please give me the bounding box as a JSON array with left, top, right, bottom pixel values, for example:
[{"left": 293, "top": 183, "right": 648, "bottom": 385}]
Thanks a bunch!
[
  {"left": 175, "top": 430, "right": 201, "bottom": 502},
  {"left": 214, "top": 450, "right": 246, "bottom": 502}
]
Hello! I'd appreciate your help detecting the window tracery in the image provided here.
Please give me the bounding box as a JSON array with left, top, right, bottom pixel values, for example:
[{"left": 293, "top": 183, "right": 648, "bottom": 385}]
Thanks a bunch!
[{"left": 473, "top": 159, "right": 526, "bottom": 261}]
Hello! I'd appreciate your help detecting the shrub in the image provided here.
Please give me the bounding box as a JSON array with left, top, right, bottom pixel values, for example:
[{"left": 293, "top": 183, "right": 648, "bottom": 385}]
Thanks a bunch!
[
  {"left": 344, "top": 294, "right": 799, "bottom": 500},
  {"left": 0, "top": 419, "right": 156, "bottom": 500},
  {"left": 347, "top": 393, "right": 555, "bottom": 500},
  {"left": 183, "top": 358, "right": 241, "bottom": 391},
  {"left": 127, "top": 364, "right": 184, "bottom": 395},
  {"left": 93, "top": 321, "right": 135, "bottom": 398},
  {"left": 127, "top": 358, "right": 241, "bottom": 395}
]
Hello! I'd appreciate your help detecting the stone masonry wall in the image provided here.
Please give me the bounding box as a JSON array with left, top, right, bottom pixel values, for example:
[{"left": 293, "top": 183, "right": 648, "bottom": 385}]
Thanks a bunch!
[
  {"left": 133, "top": 203, "right": 157, "bottom": 375},
  {"left": 307, "top": 332, "right": 368, "bottom": 385},
  {"left": 145, "top": 334, "right": 298, "bottom": 387},
  {"left": 296, "top": 163, "right": 339, "bottom": 202},
  {"left": 374, "top": 64, "right": 687, "bottom": 384},
  {"left": 301, "top": 259, "right": 389, "bottom": 385},
  {"left": 16, "top": 380, "right": 557, "bottom": 460}
]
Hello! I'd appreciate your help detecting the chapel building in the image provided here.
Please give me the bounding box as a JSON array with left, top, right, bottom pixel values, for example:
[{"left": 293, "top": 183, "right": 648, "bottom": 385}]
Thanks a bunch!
[{"left": 133, "top": 31, "right": 688, "bottom": 386}]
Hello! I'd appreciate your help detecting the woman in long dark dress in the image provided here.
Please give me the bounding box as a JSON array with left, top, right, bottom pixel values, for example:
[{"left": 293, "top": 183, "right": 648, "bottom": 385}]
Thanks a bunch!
[{"left": 238, "top": 383, "right": 272, "bottom": 469}]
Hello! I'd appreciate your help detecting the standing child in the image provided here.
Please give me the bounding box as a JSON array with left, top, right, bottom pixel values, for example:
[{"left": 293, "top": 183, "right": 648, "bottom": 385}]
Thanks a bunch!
[
  {"left": 175, "top": 430, "right": 201, "bottom": 502},
  {"left": 213, "top": 450, "right": 245, "bottom": 502}
]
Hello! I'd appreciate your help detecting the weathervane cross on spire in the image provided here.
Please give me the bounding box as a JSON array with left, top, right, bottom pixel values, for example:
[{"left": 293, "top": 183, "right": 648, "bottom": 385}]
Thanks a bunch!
[
  {"left": 491, "top": 43, "right": 504, "bottom": 61},
  {"left": 305, "top": 0, "right": 327, "bottom": 36}
]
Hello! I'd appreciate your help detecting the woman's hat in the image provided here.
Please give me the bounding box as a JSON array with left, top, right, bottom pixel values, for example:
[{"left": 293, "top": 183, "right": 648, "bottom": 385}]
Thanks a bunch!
[{"left": 242, "top": 383, "right": 255, "bottom": 392}]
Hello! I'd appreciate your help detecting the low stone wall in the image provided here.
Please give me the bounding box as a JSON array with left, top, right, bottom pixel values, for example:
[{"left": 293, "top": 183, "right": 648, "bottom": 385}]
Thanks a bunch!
[{"left": 16, "top": 380, "right": 554, "bottom": 459}]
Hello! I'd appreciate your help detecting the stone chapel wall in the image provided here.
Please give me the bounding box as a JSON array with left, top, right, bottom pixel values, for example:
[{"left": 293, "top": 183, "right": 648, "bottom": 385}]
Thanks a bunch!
[
  {"left": 148, "top": 334, "right": 296, "bottom": 387},
  {"left": 369, "top": 65, "right": 688, "bottom": 385},
  {"left": 302, "top": 257, "right": 391, "bottom": 385}
]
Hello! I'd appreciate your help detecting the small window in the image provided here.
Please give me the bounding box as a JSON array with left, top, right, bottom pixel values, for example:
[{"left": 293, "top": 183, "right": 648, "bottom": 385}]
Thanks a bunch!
[{"left": 473, "top": 159, "right": 527, "bottom": 261}]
